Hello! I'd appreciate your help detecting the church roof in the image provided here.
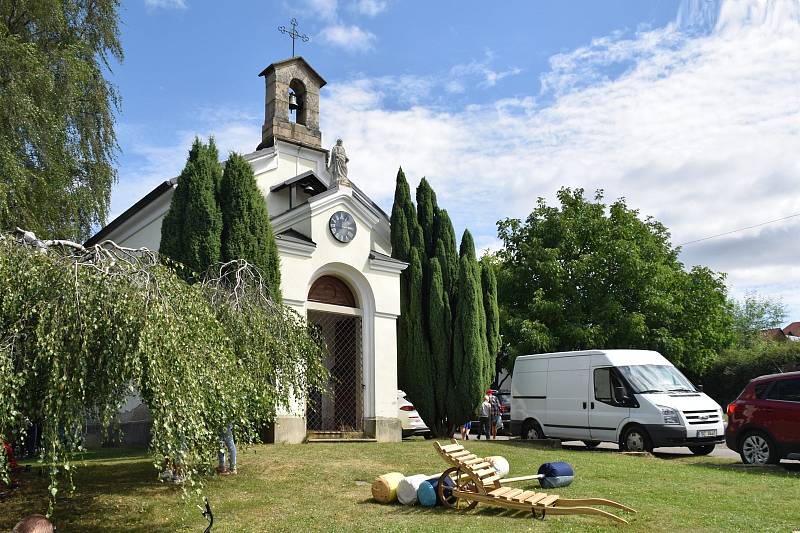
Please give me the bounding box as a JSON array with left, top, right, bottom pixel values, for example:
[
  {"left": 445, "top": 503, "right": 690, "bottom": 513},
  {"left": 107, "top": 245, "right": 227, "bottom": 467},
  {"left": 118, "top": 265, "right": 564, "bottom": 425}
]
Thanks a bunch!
[
  {"left": 270, "top": 170, "right": 328, "bottom": 195},
  {"left": 368, "top": 250, "right": 407, "bottom": 266},
  {"left": 84, "top": 177, "right": 177, "bottom": 247},
  {"left": 258, "top": 56, "right": 327, "bottom": 88},
  {"left": 275, "top": 228, "right": 316, "bottom": 247}
]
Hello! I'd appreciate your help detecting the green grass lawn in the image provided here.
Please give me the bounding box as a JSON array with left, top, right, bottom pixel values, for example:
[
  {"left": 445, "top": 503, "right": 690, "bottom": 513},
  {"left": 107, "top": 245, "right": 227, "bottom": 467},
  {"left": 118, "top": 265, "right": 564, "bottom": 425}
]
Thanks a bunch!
[{"left": 2, "top": 439, "right": 799, "bottom": 532}]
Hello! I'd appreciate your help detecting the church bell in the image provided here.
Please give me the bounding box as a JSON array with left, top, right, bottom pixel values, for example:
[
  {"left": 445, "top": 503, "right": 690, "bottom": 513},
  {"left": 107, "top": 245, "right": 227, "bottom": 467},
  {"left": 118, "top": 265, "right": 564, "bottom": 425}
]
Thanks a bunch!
[{"left": 288, "top": 92, "right": 299, "bottom": 111}]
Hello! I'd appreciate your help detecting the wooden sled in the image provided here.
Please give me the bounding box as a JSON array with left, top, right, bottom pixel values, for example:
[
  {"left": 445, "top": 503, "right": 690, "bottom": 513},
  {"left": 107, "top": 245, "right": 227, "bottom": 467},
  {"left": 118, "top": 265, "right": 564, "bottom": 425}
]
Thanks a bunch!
[{"left": 434, "top": 439, "right": 636, "bottom": 524}]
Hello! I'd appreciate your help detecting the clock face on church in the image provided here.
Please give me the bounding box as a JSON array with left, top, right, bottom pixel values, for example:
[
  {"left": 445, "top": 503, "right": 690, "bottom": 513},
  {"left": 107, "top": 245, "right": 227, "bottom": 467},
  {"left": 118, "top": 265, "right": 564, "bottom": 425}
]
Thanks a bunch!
[{"left": 329, "top": 211, "right": 357, "bottom": 243}]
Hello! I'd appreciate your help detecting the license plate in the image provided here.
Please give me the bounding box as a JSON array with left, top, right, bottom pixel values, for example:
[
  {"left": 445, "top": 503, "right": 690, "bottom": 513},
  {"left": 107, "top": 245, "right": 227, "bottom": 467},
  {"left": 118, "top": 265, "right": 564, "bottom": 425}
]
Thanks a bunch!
[{"left": 697, "top": 429, "right": 716, "bottom": 437}]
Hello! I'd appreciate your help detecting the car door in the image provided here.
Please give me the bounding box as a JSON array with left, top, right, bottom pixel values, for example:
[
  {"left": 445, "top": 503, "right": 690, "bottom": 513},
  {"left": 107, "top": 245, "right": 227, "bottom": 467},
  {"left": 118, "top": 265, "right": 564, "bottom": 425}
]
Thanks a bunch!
[
  {"left": 589, "top": 367, "right": 631, "bottom": 442},
  {"left": 544, "top": 356, "right": 590, "bottom": 440},
  {"left": 769, "top": 378, "right": 800, "bottom": 449}
]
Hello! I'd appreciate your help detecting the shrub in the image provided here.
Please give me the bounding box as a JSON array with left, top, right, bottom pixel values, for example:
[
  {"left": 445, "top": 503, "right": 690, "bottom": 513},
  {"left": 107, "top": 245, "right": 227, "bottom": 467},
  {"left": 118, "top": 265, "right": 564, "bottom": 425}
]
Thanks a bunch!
[{"left": 702, "top": 340, "right": 800, "bottom": 406}]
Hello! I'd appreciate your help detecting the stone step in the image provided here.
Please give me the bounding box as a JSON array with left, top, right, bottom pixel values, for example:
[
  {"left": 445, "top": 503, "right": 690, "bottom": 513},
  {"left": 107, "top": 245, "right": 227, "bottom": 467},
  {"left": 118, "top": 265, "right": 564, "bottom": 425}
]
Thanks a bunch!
[{"left": 307, "top": 438, "right": 377, "bottom": 443}]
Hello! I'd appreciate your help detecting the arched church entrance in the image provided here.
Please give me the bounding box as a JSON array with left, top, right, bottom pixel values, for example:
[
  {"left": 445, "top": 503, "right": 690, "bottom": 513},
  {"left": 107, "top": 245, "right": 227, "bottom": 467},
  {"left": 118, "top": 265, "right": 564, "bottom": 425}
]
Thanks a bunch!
[{"left": 306, "top": 275, "right": 363, "bottom": 433}]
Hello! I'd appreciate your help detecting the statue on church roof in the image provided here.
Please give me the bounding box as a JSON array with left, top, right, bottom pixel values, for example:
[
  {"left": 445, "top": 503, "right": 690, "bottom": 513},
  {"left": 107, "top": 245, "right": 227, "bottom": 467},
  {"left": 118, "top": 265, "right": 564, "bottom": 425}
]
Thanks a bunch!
[{"left": 328, "top": 138, "right": 351, "bottom": 187}]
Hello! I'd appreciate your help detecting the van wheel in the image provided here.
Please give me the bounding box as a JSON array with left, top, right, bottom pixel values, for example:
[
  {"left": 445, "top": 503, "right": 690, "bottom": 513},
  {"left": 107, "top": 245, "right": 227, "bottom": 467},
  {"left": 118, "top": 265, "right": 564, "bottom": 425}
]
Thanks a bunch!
[
  {"left": 620, "top": 425, "right": 653, "bottom": 453},
  {"left": 740, "top": 431, "right": 778, "bottom": 465},
  {"left": 582, "top": 440, "right": 601, "bottom": 449},
  {"left": 521, "top": 419, "right": 544, "bottom": 440},
  {"left": 688, "top": 445, "right": 715, "bottom": 455}
]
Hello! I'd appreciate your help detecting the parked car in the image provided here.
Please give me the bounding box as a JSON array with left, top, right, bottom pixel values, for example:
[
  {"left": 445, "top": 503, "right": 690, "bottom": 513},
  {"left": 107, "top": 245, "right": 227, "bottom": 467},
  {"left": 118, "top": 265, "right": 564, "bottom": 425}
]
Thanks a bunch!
[
  {"left": 397, "top": 390, "right": 431, "bottom": 438},
  {"left": 510, "top": 349, "right": 725, "bottom": 454},
  {"left": 725, "top": 371, "right": 800, "bottom": 465},
  {"left": 495, "top": 389, "right": 512, "bottom": 423}
]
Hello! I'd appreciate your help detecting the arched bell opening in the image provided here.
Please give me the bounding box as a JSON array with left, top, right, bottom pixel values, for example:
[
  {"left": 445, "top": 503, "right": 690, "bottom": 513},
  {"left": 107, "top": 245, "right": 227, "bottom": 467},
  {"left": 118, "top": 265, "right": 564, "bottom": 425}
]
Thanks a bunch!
[
  {"left": 306, "top": 275, "right": 363, "bottom": 433},
  {"left": 288, "top": 78, "right": 307, "bottom": 125}
]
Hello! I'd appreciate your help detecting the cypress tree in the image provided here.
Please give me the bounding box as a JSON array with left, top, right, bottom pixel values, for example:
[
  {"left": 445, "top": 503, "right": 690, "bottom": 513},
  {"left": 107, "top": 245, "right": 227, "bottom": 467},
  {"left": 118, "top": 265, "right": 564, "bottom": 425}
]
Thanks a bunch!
[
  {"left": 480, "top": 257, "right": 501, "bottom": 388},
  {"left": 390, "top": 168, "right": 414, "bottom": 263},
  {"left": 219, "top": 152, "right": 281, "bottom": 302},
  {"left": 160, "top": 138, "right": 223, "bottom": 279},
  {"left": 427, "top": 257, "right": 450, "bottom": 434},
  {"left": 434, "top": 209, "right": 459, "bottom": 302},
  {"left": 416, "top": 178, "right": 438, "bottom": 258},
  {"left": 391, "top": 168, "right": 423, "bottom": 390},
  {"left": 450, "top": 230, "right": 487, "bottom": 425},
  {"left": 398, "top": 248, "right": 433, "bottom": 422}
]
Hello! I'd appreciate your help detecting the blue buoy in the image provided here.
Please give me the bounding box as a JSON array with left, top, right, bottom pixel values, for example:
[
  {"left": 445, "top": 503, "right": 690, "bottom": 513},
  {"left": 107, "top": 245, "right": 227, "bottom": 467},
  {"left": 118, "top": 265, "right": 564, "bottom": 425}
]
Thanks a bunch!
[{"left": 417, "top": 475, "right": 454, "bottom": 507}]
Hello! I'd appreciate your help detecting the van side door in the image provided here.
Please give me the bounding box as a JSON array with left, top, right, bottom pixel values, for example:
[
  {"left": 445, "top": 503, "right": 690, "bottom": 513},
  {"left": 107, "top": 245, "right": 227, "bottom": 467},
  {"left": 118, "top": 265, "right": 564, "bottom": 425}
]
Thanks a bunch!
[
  {"left": 590, "top": 367, "right": 632, "bottom": 443},
  {"left": 544, "top": 355, "right": 591, "bottom": 440}
]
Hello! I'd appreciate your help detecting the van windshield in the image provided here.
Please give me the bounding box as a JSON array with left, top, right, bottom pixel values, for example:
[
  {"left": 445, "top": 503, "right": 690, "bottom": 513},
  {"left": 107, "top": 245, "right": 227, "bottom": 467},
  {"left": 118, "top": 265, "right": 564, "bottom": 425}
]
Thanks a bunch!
[{"left": 617, "top": 365, "right": 696, "bottom": 394}]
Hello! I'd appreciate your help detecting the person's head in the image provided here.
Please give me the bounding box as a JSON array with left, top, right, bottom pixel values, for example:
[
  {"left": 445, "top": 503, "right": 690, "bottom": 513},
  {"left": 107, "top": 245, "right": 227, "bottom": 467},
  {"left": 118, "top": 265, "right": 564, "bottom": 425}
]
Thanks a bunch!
[
  {"left": 13, "top": 515, "right": 54, "bottom": 533},
  {"left": 336, "top": 138, "right": 343, "bottom": 146}
]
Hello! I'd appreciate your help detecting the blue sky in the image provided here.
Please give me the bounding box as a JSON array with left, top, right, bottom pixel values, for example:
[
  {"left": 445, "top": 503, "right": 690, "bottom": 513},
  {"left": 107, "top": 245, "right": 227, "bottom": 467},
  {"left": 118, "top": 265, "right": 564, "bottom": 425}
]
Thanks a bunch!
[{"left": 111, "top": 0, "right": 800, "bottom": 319}]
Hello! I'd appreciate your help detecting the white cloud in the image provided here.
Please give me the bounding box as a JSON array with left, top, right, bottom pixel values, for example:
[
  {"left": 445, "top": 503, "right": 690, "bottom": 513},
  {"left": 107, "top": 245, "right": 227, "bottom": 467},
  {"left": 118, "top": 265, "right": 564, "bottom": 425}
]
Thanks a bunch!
[
  {"left": 318, "top": 24, "right": 377, "bottom": 52},
  {"left": 450, "top": 54, "right": 523, "bottom": 88},
  {"left": 317, "top": 0, "right": 800, "bottom": 315},
  {"left": 144, "top": 0, "right": 187, "bottom": 10},
  {"left": 301, "top": 0, "right": 338, "bottom": 21},
  {"left": 353, "top": 0, "right": 389, "bottom": 16}
]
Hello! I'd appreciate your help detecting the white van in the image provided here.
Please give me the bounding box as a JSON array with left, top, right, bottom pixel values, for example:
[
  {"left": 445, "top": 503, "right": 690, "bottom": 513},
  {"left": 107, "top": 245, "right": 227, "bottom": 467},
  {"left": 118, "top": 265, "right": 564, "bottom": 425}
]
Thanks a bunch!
[{"left": 510, "top": 350, "right": 724, "bottom": 454}]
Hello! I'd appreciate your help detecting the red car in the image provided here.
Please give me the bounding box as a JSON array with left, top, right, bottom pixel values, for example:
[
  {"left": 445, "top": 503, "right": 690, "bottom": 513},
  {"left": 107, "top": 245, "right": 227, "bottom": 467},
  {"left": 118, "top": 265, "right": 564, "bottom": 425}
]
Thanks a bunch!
[{"left": 725, "top": 371, "right": 800, "bottom": 465}]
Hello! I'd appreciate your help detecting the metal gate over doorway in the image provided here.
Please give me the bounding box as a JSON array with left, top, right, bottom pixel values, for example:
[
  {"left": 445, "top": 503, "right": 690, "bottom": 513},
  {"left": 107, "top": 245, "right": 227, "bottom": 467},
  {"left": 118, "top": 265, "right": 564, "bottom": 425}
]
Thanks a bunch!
[{"left": 307, "top": 310, "right": 363, "bottom": 432}]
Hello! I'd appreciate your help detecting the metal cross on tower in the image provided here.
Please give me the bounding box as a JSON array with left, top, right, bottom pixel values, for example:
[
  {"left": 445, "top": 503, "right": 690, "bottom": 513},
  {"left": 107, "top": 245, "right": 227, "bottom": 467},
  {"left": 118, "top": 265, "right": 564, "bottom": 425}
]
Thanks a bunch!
[{"left": 278, "top": 18, "right": 309, "bottom": 57}]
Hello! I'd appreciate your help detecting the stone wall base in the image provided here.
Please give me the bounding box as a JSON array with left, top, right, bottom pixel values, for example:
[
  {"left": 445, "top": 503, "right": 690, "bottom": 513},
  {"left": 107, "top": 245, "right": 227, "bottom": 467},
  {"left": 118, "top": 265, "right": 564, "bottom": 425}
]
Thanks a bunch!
[
  {"left": 269, "top": 416, "right": 307, "bottom": 444},
  {"left": 364, "top": 417, "right": 401, "bottom": 443}
]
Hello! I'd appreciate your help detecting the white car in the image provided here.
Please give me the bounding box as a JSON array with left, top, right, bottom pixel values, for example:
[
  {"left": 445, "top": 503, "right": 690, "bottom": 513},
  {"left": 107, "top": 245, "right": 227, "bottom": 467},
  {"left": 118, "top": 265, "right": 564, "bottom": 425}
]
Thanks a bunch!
[{"left": 398, "top": 390, "right": 431, "bottom": 438}]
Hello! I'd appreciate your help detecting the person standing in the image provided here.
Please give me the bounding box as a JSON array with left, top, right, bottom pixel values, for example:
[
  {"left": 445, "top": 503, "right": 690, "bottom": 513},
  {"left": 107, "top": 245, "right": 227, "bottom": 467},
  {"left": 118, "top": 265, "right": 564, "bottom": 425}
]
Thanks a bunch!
[
  {"left": 218, "top": 425, "right": 237, "bottom": 475},
  {"left": 489, "top": 391, "right": 501, "bottom": 440},
  {"left": 478, "top": 395, "right": 491, "bottom": 440}
]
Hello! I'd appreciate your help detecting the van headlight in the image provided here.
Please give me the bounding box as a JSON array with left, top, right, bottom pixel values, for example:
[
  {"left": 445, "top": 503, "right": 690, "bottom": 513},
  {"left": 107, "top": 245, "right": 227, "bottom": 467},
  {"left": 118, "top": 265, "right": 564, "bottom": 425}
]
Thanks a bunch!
[{"left": 657, "top": 405, "right": 681, "bottom": 425}]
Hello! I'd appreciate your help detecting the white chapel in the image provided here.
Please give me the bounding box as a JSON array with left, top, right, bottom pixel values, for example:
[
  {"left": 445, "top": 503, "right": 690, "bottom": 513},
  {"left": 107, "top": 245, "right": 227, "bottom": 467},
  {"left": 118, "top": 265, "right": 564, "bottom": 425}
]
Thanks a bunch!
[{"left": 87, "top": 57, "right": 407, "bottom": 443}]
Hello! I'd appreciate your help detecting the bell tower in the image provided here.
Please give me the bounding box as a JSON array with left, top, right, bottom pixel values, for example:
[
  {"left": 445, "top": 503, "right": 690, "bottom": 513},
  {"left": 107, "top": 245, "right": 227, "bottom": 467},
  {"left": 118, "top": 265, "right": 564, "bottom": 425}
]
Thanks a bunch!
[{"left": 257, "top": 57, "right": 326, "bottom": 151}]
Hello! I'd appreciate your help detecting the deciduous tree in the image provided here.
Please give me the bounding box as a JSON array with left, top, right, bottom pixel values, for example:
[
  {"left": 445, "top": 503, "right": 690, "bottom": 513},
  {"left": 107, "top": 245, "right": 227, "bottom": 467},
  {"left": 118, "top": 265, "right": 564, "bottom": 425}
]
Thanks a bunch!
[
  {"left": 497, "top": 188, "right": 734, "bottom": 376},
  {"left": 0, "top": 0, "right": 122, "bottom": 241}
]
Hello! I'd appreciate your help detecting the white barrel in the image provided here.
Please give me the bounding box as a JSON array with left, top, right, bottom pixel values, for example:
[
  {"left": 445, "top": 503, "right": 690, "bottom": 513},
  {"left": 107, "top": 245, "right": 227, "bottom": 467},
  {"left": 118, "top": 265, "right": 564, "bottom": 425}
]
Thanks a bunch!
[
  {"left": 396, "top": 474, "right": 432, "bottom": 505},
  {"left": 485, "top": 456, "right": 510, "bottom": 478}
]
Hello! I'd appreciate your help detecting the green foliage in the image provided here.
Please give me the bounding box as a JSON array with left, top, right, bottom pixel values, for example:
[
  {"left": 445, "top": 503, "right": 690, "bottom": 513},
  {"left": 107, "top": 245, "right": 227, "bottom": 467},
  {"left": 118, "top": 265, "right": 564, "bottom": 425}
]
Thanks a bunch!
[
  {"left": 450, "top": 237, "right": 488, "bottom": 424},
  {"left": 416, "top": 178, "right": 437, "bottom": 257},
  {"left": 390, "top": 169, "right": 416, "bottom": 378},
  {"left": 160, "top": 138, "right": 223, "bottom": 279},
  {"left": 390, "top": 170, "right": 496, "bottom": 435},
  {"left": 219, "top": 152, "right": 281, "bottom": 301},
  {"left": 497, "top": 188, "right": 735, "bottom": 377},
  {"left": 0, "top": 233, "right": 325, "bottom": 505},
  {"left": 397, "top": 249, "right": 433, "bottom": 423},
  {"left": 480, "top": 256, "right": 501, "bottom": 386},
  {"left": 427, "top": 258, "right": 450, "bottom": 424},
  {"left": 434, "top": 210, "right": 459, "bottom": 302},
  {"left": 703, "top": 340, "right": 800, "bottom": 406},
  {"left": 731, "top": 292, "right": 787, "bottom": 348},
  {"left": 0, "top": 0, "right": 122, "bottom": 241}
]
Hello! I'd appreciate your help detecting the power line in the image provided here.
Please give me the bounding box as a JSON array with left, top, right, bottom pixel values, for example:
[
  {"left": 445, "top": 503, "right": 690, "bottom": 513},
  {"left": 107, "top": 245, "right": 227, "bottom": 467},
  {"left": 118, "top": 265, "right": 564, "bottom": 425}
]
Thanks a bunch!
[{"left": 678, "top": 212, "right": 800, "bottom": 247}]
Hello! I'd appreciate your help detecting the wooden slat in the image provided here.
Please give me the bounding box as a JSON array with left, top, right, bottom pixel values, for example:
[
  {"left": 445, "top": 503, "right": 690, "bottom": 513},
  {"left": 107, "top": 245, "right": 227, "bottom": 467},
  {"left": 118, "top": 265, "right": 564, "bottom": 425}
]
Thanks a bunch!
[
  {"left": 441, "top": 443, "right": 463, "bottom": 453},
  {"left": 500, "top": 488, "right": 524, "bottom": 500},
  {"left": 488, "top": 487, "right": 514, "bottom": 497},
  {"left": 475, "top": 467, "right": 496, "bottom": 478},
  {"left": 481, "top": 474, "right": 501, "bottom": 486},
  {"left": 514, "top": 490, "right": 538, "bottom": 502},
  {"left": 538, "top": 494, "right": 560, "bottom": 507},
  {"left": 469, "top": 461, "right": 491, "bottom": 471},
  {"left": 449, "top": 450, "right": 471, "bottom": 459},
  {"left": 462, "top": 456, "right": 482, "bottom": 465},
  {"left": 523, "top": 493, "right": 548, "bottom": 504}
]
